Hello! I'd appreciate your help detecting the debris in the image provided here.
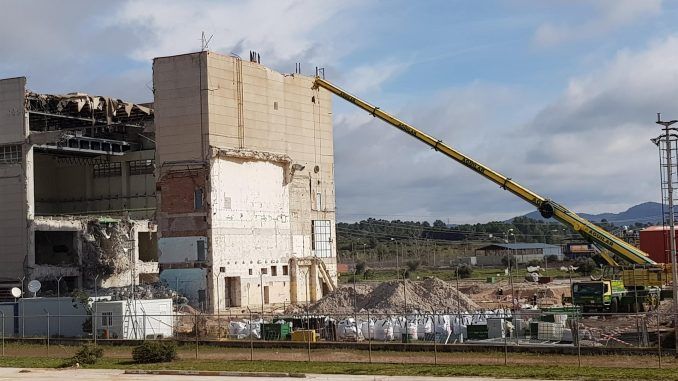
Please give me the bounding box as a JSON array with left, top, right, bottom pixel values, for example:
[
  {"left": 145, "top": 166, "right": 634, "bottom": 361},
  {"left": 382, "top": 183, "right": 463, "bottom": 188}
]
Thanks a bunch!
[{"left": 288, "top": 277, "right": 480, "bottom": 315}]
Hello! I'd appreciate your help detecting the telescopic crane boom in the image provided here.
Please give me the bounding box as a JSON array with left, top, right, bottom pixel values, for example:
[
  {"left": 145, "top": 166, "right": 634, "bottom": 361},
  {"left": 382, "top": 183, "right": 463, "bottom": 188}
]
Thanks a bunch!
[{"left": 313, "top": 77, "right": 655, "bottom": 266}]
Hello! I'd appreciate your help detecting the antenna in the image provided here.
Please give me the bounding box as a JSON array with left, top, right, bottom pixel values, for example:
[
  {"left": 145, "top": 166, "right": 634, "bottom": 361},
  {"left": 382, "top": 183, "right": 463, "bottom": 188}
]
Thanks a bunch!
[{"left": 201, "top": 31, "right": 213, "bottom": 51}]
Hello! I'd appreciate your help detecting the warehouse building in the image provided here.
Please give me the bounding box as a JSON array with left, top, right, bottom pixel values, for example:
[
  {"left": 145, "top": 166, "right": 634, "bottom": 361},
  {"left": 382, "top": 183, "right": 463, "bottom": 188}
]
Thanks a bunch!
[
  {"left": 474, "top": 243, "right": 563, "bottom": 266},
  {"left": 0, "top": 50, "right": 338, "bottom": 311}
]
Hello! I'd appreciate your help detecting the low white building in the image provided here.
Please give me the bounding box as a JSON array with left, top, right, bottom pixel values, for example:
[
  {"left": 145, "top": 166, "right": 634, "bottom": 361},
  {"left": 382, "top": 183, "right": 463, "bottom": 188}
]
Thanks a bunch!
[{"left": 93, "top": 298, "right": 173, "bottom": 339}]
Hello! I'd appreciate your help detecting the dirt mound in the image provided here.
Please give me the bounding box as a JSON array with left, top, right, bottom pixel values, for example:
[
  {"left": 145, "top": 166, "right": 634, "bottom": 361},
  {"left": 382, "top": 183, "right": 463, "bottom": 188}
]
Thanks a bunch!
[{"left": 292, "top": 277, "right": 480, "bottom": 315}]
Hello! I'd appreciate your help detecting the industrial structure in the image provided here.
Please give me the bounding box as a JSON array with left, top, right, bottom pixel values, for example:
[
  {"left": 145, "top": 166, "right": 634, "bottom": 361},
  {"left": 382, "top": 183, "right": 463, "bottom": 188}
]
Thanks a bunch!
[{"left": 0, "top": 50, "right": 338, "bottom": 312}]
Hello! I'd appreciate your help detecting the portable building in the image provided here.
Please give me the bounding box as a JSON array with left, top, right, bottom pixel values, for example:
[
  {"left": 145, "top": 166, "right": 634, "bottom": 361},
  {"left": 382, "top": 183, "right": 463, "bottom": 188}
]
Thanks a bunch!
[
  {"left": 19, "top": 297, "right": 88, "bottom": 338},
  {"left": 93, "top": 299, "right": 173, "bottom": 339}
]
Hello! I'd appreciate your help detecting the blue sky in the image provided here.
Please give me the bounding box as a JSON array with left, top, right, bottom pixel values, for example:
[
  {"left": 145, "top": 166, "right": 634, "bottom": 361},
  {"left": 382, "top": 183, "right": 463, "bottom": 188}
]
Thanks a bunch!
[{"left": 2, "top": 0, "right": 677, "bottom": 223}]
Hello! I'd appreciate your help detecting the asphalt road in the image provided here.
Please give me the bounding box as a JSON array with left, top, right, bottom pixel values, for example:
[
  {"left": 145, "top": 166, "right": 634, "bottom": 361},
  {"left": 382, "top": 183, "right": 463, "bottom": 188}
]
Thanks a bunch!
[{"left": 0, "top": 367, "right": 561, "bottom": 381}]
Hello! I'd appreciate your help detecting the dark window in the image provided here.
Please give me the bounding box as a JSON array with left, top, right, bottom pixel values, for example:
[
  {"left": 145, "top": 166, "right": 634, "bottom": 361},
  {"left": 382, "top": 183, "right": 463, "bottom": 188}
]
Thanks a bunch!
[
  {"left": 197, "top": 240, "right": 206, "bottom": 261},
  {"left": 194, "top": 188, "right": 204, "bottom": 209},
  {"left": 219, "top": 267, "right": 225, "bottom": 273},
  {"left": 282, "top": 265, "right": 289, "bottom": 276},
  {"left": 271, "top": 266, "right": 277, "bottom": 276},
  {"left": 260, "top": 267, "right": 267, "bottom": 275},
  {"left": 0, "top": 144, "right": 21, "bottom": 164},
  {"left": 93, "top": 162, "right": 121, "bottom": 177},
  {"left": 249, "top": 269, "right": 253, "bottom": 275},
  {"left": 129, "top": 159, "right": 154, "bottom": 175}
]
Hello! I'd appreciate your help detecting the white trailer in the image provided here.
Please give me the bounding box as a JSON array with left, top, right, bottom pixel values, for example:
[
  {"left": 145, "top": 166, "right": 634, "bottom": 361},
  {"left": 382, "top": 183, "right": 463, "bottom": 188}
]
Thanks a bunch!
[{"left": 93, "top": 299, "right": 173, "bottom": 339}]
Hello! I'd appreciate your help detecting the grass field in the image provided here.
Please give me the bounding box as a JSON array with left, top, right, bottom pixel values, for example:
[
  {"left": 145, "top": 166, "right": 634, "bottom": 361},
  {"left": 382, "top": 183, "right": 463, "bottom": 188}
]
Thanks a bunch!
[{"left": 0, "top": 342, "right": 674, "bottom": 380}]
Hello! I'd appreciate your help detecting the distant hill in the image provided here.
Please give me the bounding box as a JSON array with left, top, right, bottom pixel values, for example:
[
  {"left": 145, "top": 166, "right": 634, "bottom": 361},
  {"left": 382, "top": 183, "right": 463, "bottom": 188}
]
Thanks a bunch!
[{"left": 514, "top": 202, "right": 667, "bottom": 225}]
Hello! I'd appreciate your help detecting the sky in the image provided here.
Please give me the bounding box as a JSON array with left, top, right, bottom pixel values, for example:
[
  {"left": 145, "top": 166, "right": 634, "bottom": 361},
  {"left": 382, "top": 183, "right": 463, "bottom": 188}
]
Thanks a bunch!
[{"left": 2, "top": 0, "right": 678, "bottom": 224}]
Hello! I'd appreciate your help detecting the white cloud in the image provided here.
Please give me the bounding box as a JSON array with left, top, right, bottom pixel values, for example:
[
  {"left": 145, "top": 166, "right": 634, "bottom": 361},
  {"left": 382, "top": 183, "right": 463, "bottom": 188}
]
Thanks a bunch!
[
  {"left": 336, "top": 35, "right": 678, "bottom": 223},
  {"left": 533, "top": 0, "right": 662, "bottom": 47},
  {"left": 113, "top": 0, "right": 364, "bottom": 68}
]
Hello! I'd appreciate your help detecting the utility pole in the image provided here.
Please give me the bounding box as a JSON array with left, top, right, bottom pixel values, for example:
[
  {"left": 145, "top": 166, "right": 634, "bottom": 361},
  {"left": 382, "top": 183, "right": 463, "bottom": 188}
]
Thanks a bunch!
[{"left": 654, "top": 113, "right": 678, "bottom": 354}]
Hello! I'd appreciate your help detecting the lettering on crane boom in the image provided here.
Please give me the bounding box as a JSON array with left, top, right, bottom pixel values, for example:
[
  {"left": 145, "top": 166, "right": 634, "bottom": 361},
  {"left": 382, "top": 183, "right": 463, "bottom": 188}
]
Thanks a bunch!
[
  {"left": 462, "top": 157, "right": 486, "bottom": 174},
  {"left": 583, "top": 226, "right": 615, "bottom": 248}
]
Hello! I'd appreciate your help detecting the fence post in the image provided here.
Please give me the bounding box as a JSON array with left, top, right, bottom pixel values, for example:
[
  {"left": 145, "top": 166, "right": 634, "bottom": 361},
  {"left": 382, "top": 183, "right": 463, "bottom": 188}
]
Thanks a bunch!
[
  {"left": 433, "top": 313, "right": 438, "bottom": 365},
  {"left": 93, "top": 306, "right": 97, "bottom": 347},
  {"left": 1, "top": 311, "right": 5, "bottom": 356},
  {"left": 576, "top": 311, "right": 581, "bottom": 368},
  {"left": 46, "top": 312, "right": 50, "bottom": 356},
  {"left": 306, "top": 309, "right": 311, "bottom": 362},
  {"left": 194, "top": 312, "right": 198, "bottom": 360},
  {"left": 503, "top": 319, "right": 508, "bottom": 366},
  {"left": 249, "top": 309, "right": 253, "bottom": 361},
  {"left": 657, "top": 311, "right": 662, "bottom": 369},
  {"left": 367, "top": 310, "right": 372, "bottom": 364}
]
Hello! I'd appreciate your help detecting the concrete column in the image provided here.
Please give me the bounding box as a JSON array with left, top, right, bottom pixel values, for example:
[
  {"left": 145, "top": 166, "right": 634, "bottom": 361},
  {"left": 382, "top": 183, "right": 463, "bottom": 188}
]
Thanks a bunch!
[
  {"left": 309, "top": 259, "right": 318, "bottom": 303},
  {"left": 289, "top": 257, "right": 298, "bottom": 304},
  {"left": 121, "top": 160, "right": 129, "bottom": 208}
]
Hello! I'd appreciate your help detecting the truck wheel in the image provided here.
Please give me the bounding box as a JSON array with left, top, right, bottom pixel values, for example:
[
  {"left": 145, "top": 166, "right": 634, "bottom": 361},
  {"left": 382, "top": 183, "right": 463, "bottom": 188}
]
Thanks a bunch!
[{"left": 611, "top": 299, "right": 619, "bottom": 314}]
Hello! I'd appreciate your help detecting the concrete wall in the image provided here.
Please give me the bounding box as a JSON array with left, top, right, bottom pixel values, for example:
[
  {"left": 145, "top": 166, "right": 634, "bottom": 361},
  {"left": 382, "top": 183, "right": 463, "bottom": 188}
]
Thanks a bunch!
[
  {"left": 19, "top": 297, "right": 88, "bottom": 338},
  {"left": 0, "top": 77, "right": 28, "bottom": 281},
  {"left": 153, "top": 53, "right": 207, "bottom": 165},
  {"left": 160, "top": 268, "right": 207, "bottom": 307},
  {"left": 158, "top": 236, "right": 207, "bottom": 263}
]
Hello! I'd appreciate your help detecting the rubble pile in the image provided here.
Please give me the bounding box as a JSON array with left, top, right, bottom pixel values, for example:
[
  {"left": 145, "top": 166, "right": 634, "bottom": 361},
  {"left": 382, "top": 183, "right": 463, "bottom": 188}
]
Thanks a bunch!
[
  {"left": 96, "top": 281, "right": 179, "bottom": 301},
  {"left": 294, "top": 277, "right": 480, "bottom": 315},
  {"left": 81, "top": 219, "right": 134, "bottom": 286}
]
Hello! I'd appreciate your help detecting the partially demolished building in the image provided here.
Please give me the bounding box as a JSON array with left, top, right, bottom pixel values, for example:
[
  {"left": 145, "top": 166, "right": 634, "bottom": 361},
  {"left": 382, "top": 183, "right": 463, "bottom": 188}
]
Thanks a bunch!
[{"left": 0, "top": 50, "right": 337, "bottom": 311}]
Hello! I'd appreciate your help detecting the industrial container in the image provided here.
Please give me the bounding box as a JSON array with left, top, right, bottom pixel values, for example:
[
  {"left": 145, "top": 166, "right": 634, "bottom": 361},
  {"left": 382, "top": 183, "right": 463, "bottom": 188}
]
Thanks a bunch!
[
  {"left": 291, "top": 330, "right": 317, "bottom": 342},
  {"left": 486, "top": 318, "right": 505, "bottom": 339},
  {"left": 466, "top": 324, "right": 488, "bottom": 340},
  {"left": 262, "top": 323, "right": 291, "bottom": 340},
  {"left": 639, "top": 226, "right": 675, "bottom": 264}
]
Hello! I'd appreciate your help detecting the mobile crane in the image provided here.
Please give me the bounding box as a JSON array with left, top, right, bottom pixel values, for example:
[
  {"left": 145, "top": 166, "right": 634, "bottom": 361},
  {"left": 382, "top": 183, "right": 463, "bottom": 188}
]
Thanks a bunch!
[{"left": 313, "top": 77, "right": 668, "bottom": 312}]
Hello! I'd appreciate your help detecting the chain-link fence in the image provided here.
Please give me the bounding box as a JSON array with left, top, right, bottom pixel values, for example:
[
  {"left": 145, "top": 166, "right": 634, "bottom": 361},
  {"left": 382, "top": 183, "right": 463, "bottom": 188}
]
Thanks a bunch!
[{"left": 2, "top": 308, "right": 678, "bottom": 368}]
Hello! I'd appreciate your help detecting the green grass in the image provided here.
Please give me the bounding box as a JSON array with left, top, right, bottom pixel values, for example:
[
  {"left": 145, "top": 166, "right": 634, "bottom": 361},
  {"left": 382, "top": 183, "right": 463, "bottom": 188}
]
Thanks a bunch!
[{"left": 0, "top": 356, "right": 675, "bottom": 380}]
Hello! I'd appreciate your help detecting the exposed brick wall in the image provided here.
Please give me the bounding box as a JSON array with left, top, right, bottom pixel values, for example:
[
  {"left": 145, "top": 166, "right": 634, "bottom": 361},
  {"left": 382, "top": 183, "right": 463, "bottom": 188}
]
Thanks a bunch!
[
  {"left": 157, "top": 169, "right": 209, "bottom": 237},
  {"left": 158, "top": 169, "right": 207, "bottom": 213}
]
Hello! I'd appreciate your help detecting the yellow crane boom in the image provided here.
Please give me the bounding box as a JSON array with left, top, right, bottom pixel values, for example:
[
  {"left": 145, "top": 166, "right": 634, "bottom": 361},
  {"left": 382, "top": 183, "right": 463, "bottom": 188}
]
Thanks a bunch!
[{"left": 314, "top": 77, "right": 655, "bottom": 266}]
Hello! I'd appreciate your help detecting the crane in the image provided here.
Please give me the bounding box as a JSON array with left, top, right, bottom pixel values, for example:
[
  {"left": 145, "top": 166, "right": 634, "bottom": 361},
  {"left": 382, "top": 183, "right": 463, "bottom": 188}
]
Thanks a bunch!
[
  {"left": 313, "top": 77, "right": 667, "bottom": 312},
  {"left": 314, "top": 78, "right": 654, "bottom": 265}
]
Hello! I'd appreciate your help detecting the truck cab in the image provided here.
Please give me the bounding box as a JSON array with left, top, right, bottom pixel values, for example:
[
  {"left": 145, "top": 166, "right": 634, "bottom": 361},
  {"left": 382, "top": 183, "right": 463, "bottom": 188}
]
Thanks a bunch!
[{"left": 572, "top": 280, "right": 622, "bottom": 312}]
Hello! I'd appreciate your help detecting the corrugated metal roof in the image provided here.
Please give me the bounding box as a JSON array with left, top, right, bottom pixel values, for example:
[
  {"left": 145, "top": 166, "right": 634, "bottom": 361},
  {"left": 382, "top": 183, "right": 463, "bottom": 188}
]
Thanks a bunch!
[{"left": 478, "top": 242, "right": 560, "bottom": 250}]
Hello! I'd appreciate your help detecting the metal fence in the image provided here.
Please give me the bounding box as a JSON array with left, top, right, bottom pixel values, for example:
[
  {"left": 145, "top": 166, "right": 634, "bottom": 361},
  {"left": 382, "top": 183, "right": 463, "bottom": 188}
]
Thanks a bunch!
[{"left": 0, "top": 309, "right": 676, "bottom": 367}]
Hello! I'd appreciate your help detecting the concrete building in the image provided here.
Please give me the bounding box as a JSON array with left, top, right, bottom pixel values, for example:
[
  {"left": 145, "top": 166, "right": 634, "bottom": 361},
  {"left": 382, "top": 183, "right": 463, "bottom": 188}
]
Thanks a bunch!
[
  {"left": 0, "top": 77, "right": 158, "bottom": 296},
  {"left": 153, "top": 51, "right": 337, "bottom": 312},
  {"left": 474, "top": 243, "right": 563, "bottom": 266},
  {"left": 0, "top": 50, "right": 337, "bottom": 312}
]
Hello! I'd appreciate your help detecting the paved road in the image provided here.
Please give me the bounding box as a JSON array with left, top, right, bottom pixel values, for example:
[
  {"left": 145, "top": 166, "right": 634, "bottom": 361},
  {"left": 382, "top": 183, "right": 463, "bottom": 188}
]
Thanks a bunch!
[{"left": 0, "top": 367, "right": 561, "bottom": 381}]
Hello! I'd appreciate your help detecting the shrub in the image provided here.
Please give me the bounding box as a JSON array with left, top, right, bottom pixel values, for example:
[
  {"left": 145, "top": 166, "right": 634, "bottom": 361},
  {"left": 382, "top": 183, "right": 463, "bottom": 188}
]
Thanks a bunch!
[
  {"left": 574, "top": 257, "right": 597, "bottom": 275},
  {"left": 355, "top": 260, "right": 366, "bottom": 275},
  {"left": 63, "top": 344, "right": 103, "bottom": 367},
  {"left": 406, "top": 260, "right": 420, "bottom": 272},
  {"left": 527, "top": 259, "right": 543, "bottom": 267},
  {"left": 455, "top": 265, "right": 473, "bottom": 279},
  {"left": 132, "top": 341, "right": 177, "bottom": 363}
]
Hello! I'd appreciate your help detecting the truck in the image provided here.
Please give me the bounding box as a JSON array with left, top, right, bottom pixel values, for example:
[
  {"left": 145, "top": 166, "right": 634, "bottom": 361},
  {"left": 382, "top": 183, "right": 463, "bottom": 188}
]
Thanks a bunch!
[
  {"left": 311, "top": 76, "right": 671, "bottom": 311},
  {"left": 572, "top": 279, "right": 660, "bottom": 313}
]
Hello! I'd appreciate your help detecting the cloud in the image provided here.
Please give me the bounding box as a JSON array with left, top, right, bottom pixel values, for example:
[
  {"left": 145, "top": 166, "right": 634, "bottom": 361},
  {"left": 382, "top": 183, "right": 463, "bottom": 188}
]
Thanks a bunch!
[
  {"left": 113, "top": 0, "right": 365, "bottom": 68},
  {"left": 533, "top": 0, "right": 662, "bottom": 47},
  {"left": 0, "top": 0, "right": 376, "bottom": 101},
  {"left": 335, "top": 35, "right": 678, "bottom": 223}
]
